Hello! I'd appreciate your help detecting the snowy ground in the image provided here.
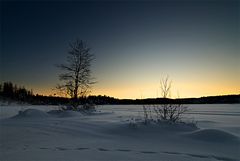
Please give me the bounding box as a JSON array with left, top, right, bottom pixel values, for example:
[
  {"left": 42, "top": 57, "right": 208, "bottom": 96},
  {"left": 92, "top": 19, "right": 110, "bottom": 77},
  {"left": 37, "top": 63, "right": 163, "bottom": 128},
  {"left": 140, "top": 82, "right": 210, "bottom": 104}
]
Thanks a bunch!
[{"left": 0, "top": 104, "right": 239, "bottom": 161}]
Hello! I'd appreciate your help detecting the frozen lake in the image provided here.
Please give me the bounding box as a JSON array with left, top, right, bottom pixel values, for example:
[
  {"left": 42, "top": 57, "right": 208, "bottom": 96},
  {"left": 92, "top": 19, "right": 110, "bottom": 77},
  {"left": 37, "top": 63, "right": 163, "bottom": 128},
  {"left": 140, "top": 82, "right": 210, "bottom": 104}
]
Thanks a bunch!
[
  {"left": 99, "top": 104, "right": 240, "bottom": 136},
  {"left": 0, "top": 104, "right": 239, "bottom": 161},
  {"left": 1, "top": 104, "right": 240, "bottom": 135},
  {"left": 99, "top": 104, "right": 240, "bottom": 135}
]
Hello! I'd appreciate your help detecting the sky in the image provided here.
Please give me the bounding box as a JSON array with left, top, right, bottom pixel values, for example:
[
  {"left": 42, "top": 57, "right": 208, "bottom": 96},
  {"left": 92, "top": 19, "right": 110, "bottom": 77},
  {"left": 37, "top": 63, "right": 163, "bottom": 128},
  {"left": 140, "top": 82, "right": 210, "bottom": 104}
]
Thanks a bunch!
[{"left": 1, "top": 0, "right": 239, "bottom": 99}]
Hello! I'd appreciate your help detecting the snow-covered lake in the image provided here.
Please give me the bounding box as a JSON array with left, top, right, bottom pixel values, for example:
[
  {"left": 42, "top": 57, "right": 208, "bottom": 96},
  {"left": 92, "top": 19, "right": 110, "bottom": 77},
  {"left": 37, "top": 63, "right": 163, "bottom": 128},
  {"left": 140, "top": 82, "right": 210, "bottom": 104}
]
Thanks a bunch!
[
  {"left": 0, "top": 104, "right": 239, "bottom": 161},
  {"left": 99, "top": 104, "right": 240, "bottom": 135}
]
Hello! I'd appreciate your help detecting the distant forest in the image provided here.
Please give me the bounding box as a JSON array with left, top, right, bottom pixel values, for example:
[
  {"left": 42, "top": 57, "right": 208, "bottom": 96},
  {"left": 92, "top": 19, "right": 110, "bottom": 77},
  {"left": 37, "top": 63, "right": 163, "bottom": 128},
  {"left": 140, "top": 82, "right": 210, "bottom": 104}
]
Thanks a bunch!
[{"left": 0, "top": 82, "right": 239, "bottom": 105}]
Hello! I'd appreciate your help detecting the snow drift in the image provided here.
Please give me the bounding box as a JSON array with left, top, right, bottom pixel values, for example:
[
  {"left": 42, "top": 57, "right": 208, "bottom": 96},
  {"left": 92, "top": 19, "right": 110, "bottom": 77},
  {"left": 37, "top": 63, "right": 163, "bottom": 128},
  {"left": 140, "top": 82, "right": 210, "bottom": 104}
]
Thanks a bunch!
[
  {"left": 47, "top": 110, "right": 84, "bottom": 118},
  {"left": 185, "top": 129, "right": 239, "bottom": 143},
  {"left": 12, "top": 109, "right": 50, "bottom": 119}
]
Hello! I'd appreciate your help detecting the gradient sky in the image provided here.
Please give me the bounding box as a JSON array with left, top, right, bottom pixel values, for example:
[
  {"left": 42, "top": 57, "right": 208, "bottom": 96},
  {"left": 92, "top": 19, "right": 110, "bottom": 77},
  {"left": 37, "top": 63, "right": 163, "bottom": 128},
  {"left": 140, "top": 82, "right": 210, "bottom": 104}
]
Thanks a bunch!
[{"left": 1, "top": 0, "right": 239, "bottom": 99}]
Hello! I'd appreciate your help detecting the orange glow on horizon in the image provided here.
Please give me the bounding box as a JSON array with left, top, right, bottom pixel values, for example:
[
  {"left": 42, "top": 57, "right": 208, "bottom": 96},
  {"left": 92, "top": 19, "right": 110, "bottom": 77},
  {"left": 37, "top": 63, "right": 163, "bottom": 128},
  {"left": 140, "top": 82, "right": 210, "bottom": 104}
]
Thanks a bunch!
[{"left": 33, "top": 82, "right": 240, "bottom": 99}]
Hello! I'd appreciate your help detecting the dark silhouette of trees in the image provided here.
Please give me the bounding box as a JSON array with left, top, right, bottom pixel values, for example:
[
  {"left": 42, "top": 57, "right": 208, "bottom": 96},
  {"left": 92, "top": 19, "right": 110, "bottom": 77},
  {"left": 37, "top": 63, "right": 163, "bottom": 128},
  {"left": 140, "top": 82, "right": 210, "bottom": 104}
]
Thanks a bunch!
[
  {"left": 2, "top": 82, "right": 14, "bottom": 98},
  {"left": 56, "top": 39, "right": 95, "bottom": 109},
  {"left": 0, "top": 82, "right": 33, "bottom": 102},
  {"left": 1, "top": 82, "right": 239, "bottom": 105}
]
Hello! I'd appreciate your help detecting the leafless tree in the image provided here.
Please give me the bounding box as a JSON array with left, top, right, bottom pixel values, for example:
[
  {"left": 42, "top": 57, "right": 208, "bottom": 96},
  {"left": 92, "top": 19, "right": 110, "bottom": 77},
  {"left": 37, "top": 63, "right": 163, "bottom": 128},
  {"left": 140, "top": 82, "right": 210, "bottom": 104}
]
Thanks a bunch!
[
  {"left": 57, "top": 39, "right": 95, "bottom": 109},
  {"left": 159, "top": 76, "right": 172, "bottom": 120},
  {"left": 143, "top": 76, "right": 188, "bottom": 123},
  {"left": 160, "top": 76, "right": 172, "bottom": 99},
  {"left": 154, "top": 76, "right": 188, "bottom": 122}
]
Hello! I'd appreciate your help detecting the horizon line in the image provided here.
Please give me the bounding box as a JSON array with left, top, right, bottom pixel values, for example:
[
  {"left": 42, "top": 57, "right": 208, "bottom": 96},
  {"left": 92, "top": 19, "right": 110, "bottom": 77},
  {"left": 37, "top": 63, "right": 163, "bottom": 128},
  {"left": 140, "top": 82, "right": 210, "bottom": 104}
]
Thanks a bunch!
[{"left": 35, "top": 93, "right": 240, "bottom": 100}]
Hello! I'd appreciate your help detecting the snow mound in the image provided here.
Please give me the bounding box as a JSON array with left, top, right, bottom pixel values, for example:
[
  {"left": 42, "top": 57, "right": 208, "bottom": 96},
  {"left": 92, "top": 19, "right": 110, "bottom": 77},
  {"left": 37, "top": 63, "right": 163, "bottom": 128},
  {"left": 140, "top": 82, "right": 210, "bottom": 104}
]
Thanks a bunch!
[
  {"left": 156, "top": 121, "right": 198, "bottom": 132},
  {"left": 48, "top": 110, "right": 83, "bottom": 118},
  {"left": 185, "top": 129, "right": 239, "bottom": 143},
  {"left": 13, "top": 109, "right": 49, "bottom": 119}
]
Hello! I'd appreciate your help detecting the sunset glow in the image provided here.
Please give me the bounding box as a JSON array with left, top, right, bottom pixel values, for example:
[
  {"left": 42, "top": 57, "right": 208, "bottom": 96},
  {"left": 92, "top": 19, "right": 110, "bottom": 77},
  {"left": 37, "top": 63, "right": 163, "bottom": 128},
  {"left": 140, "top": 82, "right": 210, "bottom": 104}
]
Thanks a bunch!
[{"left": 1, "top": 1, "right": 239, "bottom": 99}]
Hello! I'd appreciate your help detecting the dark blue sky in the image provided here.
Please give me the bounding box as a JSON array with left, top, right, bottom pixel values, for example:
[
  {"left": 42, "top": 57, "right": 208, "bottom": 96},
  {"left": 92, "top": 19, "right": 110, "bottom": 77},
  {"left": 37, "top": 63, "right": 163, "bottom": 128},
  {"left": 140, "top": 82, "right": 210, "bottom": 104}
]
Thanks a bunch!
[{"left": 1, "top": 0, "right": 239, "bottom": 98}]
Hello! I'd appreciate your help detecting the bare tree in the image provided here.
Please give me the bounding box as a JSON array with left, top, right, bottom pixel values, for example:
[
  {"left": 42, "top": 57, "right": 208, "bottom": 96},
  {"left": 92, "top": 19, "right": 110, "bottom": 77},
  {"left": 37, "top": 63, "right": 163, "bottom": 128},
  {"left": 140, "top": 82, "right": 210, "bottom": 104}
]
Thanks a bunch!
[
  {"left": 142, "top": 76, "right": 188, "bottom": 123},
  {"left": 154, "top": 76, "right": 188, "bottom": 122},
  {"left": 57, "top": 39, "right": 95, "bottom": 109},
  {"left": 160, "top": 76, "right": 172, "bottom": 99},
  {"left": 159, "top": 76, "right": 172, "bottom": 120}
]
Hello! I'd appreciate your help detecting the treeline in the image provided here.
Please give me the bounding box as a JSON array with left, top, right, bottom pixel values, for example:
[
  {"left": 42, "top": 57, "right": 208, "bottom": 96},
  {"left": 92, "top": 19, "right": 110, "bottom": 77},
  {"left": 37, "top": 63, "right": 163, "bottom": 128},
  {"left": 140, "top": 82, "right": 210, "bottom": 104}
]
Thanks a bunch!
[
  {"left": 0, "top": 82, "right": 240, "bottom": 105},
  {"left": 0, "top": 82, "right": 33, "bottom": 102},
  {"left": 119, "top": 95, "right": 240, "bottom": 104}
]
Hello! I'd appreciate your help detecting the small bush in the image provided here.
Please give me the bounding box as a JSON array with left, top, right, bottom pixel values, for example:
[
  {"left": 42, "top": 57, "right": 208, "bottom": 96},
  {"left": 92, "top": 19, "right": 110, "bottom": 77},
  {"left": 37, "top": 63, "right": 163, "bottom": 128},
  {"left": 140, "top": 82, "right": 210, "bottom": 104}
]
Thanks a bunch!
[
  {"left": 142, "top": 76, "right": 189, "bottom": 124},
  {"left": 142, "top": 104, "right": 188, "bottom": 124},
  {"left": 153, "top": 104, "right": 188, "bottom": 123}
]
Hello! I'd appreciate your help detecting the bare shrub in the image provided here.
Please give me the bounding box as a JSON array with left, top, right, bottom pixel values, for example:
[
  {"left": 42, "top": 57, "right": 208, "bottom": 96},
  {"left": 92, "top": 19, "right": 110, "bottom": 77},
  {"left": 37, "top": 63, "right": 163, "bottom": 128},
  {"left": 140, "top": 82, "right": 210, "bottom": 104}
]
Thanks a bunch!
[
  {"left": 143, "top": 76, "right": 188, "bottom": 123},
  {"left": 153, "top": 104, "right": 188, "bottom": 123}
]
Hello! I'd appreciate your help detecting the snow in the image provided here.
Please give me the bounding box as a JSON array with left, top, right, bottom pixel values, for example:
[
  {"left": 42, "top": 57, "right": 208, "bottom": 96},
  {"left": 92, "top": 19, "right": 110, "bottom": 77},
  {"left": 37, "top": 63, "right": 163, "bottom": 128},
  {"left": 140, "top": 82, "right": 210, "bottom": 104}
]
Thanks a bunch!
[
  {"left": 0, "top": 104, "right": 239, "bottom": 161},
  {"left": 13, "top": 109, "right": 50, "bottom": 119},
  {"left": 184, "top": 129, "right": 239, "bottom": 143}
]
